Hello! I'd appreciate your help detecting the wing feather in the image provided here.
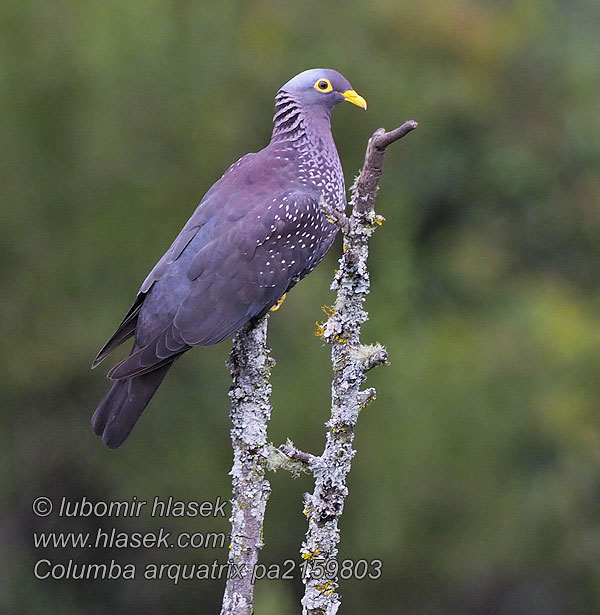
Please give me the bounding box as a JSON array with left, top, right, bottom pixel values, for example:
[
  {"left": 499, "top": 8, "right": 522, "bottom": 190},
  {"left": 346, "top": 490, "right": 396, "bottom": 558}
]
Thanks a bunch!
[{"left": 99, "top": 145, "right": 337, "bottom": 379}]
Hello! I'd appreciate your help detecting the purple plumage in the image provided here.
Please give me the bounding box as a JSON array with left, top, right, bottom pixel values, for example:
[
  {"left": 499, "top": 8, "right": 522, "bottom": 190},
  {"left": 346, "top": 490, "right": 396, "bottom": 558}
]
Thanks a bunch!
[{"left": 92, "top": 68, "right": 367, "bottom": 448}]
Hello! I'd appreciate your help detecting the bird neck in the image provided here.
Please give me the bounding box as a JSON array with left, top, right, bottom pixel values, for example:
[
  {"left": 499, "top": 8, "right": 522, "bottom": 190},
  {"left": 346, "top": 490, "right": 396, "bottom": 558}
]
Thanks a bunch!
[{"left": 270, "top": 91, "right": 333, "bottom": 149}]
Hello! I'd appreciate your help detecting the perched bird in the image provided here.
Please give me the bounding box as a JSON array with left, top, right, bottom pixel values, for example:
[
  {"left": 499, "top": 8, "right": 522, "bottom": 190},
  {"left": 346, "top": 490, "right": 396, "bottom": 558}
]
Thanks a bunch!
[{"left": 92, "top": 68, "right": 367, "bottom": 448}]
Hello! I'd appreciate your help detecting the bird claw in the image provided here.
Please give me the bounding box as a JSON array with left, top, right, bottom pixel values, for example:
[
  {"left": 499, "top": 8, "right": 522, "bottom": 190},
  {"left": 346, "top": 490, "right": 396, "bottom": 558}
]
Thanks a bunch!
[{"left": 270, "top": 293, "right": 287, "bottom": 312}]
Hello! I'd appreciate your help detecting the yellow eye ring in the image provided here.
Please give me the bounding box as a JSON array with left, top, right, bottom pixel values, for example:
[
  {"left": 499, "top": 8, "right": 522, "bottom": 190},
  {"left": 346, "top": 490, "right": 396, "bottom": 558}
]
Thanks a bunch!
[{"left": 314, "top": 78, "right": 333, "bottom": 93}]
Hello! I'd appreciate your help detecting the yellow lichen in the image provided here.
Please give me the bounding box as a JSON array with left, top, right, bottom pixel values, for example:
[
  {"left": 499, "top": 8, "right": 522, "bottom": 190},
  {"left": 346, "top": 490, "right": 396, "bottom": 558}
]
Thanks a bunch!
[
  {"left": 316, "top": 581, "right": 335, "bottom": 595},
  {"left": 321, "top": 304, "right": 335, "bottom": 317},
  {"left": 315, "top": 321, "right": 326, "bottom": 338}
]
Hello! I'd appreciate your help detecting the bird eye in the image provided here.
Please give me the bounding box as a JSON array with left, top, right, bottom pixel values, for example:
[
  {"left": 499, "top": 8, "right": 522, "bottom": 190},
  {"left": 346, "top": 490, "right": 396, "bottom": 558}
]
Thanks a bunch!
[{"left": 314, "top": 78, "right": 333, "bottom": 92}]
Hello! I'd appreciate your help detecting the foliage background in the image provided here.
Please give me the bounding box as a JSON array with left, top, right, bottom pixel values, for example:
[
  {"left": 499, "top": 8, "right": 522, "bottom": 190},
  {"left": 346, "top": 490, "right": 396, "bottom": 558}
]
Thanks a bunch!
[{"left": 3, "top": 1, "right": 600, "bottom": 613}]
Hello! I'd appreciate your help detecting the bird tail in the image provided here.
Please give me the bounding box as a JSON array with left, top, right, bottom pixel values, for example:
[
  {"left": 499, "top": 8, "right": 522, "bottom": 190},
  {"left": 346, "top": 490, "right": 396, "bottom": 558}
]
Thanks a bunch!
[{"left": 91, "top": 362, "right": 173, "bottom": 449}]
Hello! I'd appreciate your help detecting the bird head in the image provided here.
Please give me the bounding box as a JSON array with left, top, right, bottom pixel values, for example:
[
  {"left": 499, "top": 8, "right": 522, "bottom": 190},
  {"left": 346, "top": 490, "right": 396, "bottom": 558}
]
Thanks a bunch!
[{"left": 278, "top": 68, "right": 367, "bottom": 111}]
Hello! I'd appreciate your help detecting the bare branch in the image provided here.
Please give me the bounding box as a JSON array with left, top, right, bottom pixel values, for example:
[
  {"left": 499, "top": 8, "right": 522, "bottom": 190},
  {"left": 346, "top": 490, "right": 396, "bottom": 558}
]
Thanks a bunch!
[
  {"left": 300, "top": 121, "right": 418, "bottom": 615},
  {"left": 353, "top": 120, "right": 418, "bottom": 219},
  {"left": 372, "top": 120, "right": 419, "bottom": 149},
  {"left": 279, "top": 442, "right": 319, "bottom": 466},
  {"left": 221, "top": 316, "right": 273, "bottom": 615}
]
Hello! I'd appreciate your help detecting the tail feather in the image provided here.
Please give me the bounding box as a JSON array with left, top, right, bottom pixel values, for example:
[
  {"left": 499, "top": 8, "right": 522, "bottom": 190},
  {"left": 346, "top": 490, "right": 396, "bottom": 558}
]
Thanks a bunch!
[
  {"left": 92, "top": 293, "right": 146, "bottom": 369},
  {"left": 92, "top": 318, "right": 138, "bottom": 368},
  {"left": 92, "top": 362, "right": 172, "bottom": 449}
]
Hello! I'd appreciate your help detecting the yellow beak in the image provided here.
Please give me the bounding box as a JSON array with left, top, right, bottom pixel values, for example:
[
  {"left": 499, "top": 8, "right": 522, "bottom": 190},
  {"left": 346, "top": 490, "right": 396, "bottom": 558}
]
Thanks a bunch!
[{"left": 341, "top": 89, "right": 367, "bottom": 110}]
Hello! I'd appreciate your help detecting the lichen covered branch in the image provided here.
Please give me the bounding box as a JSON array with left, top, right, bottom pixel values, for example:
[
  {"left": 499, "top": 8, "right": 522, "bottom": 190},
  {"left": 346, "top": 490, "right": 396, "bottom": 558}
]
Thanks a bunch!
[
  {"left": 221, "top": 315, "right": 274, "bottom": 615},
  {"left": 300, "top": 120, "right": 418, "bottom": 615}
]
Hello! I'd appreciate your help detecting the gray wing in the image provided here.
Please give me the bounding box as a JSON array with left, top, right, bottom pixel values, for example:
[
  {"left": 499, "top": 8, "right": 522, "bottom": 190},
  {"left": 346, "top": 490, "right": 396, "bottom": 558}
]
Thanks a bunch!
[
  {"left": 107, "top": 187, "right": 335, "bottom": 379},
  {"left": 139, "top": 152, "right": 258, "bottom": 294},
  {"left": 92, "top": 152, "right": 256, "bottom": 368}
]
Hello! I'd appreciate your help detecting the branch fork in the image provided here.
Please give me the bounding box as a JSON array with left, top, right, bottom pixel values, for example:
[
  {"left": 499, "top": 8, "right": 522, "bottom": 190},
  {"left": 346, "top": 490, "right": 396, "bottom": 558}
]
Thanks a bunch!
[{"left": 221, "top": 120, "right": 418, "bottom": 615}]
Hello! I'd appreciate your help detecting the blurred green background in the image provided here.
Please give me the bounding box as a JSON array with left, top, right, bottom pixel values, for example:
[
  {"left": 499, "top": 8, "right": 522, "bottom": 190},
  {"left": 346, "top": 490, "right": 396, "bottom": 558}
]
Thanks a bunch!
[{"left": 2, "top": 0, "right": 600, "bottom": 613}]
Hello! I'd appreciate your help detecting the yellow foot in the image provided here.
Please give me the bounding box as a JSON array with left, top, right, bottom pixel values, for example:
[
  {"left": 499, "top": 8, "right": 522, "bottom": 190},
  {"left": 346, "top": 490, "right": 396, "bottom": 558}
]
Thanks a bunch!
[{"left": 270, "top": 293, "right": 287, "bottom": 312}]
